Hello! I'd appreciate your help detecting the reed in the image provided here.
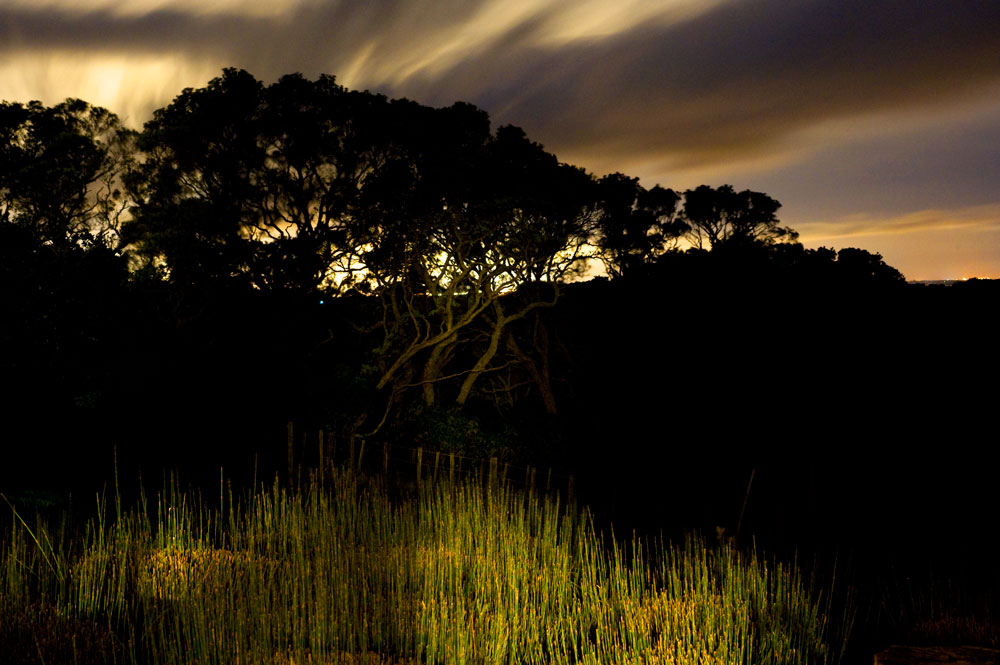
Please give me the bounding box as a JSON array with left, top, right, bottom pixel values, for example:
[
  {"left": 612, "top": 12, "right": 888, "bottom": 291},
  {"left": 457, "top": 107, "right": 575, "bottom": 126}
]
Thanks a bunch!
[{"left": 1, "top": 467, "right": 852, "bottom": 664}]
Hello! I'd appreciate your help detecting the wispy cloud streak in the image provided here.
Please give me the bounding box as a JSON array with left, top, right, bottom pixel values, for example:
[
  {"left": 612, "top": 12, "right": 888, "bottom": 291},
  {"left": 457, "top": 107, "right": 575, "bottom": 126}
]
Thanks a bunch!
[{"left": 800, "top": 205, "right": 1000, "bottom": 243}]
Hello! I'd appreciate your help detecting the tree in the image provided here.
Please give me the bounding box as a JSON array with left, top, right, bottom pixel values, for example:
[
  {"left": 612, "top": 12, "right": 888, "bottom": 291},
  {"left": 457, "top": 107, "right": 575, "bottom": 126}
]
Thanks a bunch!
[
  {"left": 125, "top": 70, "right": 598, "bottom": 437},
  {"left": 488, "top": 308, "right": 563, "bottom": 416},
  {"left": 0, "top": 98, "right": 135, "bottom": 250},
  {"left": 0, "top": 98, "right": 133, "bottom": 423},
  {"left": 594, "top": 173, "right": 685, "bottom": 278},
  {"left": 348, "top": 116, "right": 597, "bottom": 429},
  {"left": 835, "top": 247, "right": 905, "bottom": 284},
  {"left": 125, "top": 69, "right": 382, "bottom": 292},
  {"left": 681, "top": 184, "right": 797, "bottom": 250}
]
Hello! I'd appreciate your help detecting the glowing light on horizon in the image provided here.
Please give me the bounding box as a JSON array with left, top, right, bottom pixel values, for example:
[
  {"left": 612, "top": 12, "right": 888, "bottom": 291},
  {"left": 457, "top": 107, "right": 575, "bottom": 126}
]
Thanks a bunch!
[{"left": 0, "top": 51, "right": 218, "bottom": 126}]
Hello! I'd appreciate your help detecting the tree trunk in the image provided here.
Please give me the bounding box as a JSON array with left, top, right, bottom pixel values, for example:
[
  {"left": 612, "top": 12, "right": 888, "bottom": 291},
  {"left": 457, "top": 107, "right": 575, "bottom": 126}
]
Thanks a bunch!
[
  {"left": 532, "top": 319, "right": 558, "bottom": 415},
  {"left": 506, "top": 321, "right": 558, "bottom": 415},
  {"left": 456, "top": 307, "right": 505, "bottom": 406},
  {"left": 421, "top": 336, "right": 455, "bottom": 406}
]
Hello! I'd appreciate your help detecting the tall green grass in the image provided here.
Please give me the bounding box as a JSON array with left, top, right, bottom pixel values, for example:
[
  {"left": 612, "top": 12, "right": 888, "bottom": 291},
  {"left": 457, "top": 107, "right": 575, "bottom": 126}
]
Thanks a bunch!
[{"left": 2, "top": 468, "right": 853, "bottom": 664}]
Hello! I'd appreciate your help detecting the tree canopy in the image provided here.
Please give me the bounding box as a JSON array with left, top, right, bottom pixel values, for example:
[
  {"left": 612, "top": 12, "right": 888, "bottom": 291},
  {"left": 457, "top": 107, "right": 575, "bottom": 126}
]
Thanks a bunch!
[
  {"left": 124, "top": 69, "right": 369, "bottom": 291},
  {"left": 594, "top": 173, "right": 684, "bottom": 278},
  {"left": 0, "top": 98, "right": 135, "bottom": 250},
  {"left": 681, "top": 184, "right": 797, "bottom": 250},
  {"left": 115, "top": 69, "right": 606, "bottom": 435}
]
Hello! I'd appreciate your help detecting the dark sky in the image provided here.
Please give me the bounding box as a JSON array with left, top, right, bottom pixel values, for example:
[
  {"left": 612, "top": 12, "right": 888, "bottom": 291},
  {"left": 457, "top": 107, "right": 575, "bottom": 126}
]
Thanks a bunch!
[{"left": 3, "top": 0, "right": 1000, "bottom": 279}]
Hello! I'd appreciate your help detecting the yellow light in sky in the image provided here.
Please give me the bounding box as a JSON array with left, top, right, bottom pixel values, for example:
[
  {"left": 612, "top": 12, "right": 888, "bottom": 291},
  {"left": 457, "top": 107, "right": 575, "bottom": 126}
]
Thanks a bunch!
[
  {"left": 797, "top": 204, "right": 1000, "bottom": 281},
  {"left": 338, "top": 0, "right": 725, "bottom": 88},
  {"left": 539, "top": 0, "right": 723, "bottom": 45},
  {"left": 0, "top": 50, "right": 218, "bottom": 126}
]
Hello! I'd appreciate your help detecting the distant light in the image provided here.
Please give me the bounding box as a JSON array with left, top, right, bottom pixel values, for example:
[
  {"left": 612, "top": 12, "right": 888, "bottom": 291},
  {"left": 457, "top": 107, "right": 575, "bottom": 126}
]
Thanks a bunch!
[{"left": 319, "top": 299, "right": 325, "bottom": 305}]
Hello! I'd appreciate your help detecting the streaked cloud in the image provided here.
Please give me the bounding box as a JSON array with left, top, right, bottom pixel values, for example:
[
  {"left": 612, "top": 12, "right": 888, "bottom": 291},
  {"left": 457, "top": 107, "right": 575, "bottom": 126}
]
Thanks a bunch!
[
  {"left": 800, "top": 204, "right": 1000, "bottom": 242},
  {"left": 394, "top": 0, "right": 1000, "bottom": 175}
]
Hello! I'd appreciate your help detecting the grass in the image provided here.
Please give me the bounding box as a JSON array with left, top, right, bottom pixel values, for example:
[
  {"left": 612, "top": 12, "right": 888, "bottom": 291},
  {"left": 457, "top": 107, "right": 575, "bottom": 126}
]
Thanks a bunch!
[{"left": 2, "top": 465, "right": 854, "bottom": 665}]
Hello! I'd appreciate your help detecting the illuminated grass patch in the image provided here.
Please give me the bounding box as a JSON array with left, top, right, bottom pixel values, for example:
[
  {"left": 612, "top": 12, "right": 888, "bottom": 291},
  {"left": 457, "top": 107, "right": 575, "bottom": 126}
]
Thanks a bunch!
[{"left": 2, "top": 469, "right": 852, "bottom": 664}]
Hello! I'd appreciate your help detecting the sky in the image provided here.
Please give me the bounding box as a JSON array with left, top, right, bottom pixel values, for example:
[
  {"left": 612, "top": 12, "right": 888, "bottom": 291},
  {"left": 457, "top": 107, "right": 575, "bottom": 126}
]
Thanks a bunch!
[{"left": 2, "top": 0, "right": 1000, "bottom": 280}]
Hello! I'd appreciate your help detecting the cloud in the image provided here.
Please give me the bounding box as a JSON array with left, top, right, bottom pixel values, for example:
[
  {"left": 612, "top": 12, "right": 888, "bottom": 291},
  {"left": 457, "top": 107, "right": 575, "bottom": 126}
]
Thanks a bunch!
[
  {"left": 6, "top": 1, "right": 999, "bottom": 152},
  {"left": 384, "top": 0, "right": 1000, "bottom": 176},
  {"left": 0, "top": 5, "right": 263, "bottom": 56},
  {"left": 798, "top": 204, "right": 1000, "bottom": 243},
  {"left": 0, "top": 0, "right": 545, "bottom": 122}
]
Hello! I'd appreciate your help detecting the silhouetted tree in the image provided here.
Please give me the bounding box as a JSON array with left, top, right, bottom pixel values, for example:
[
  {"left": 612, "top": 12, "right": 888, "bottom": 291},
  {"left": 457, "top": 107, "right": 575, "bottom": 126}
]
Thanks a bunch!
[
  {"left": 0, "top": 98, "right": 135, "bottom": 250},
  {"left": 835, "top": 247, "right": 905, "bottom": 284},
  {"left": 594, "top": 173, "right": 685, "bottom": 278},
  {"left": 125, "top": 69, "right": 382, "bottom": 293},
  {"left": 681, "top": 184, "right": 797, "bottom": 250},
  {"left": 0, "top": 97, "right": 134, "bottom": 446},
  {"left": 124, "top": 70, "right": 599, "bottom": 438}
]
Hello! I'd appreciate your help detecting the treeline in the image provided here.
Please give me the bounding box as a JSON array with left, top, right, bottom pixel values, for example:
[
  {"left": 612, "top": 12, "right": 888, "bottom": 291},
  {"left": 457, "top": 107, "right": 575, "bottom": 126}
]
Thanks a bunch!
[{"left": 3, "top": 70, "right": 994, "bottom": 547}]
